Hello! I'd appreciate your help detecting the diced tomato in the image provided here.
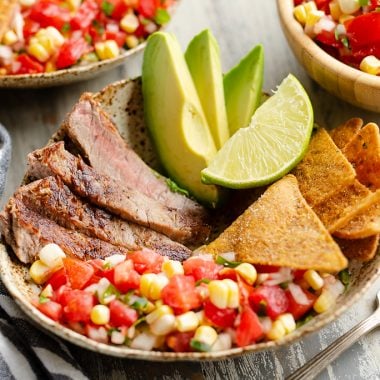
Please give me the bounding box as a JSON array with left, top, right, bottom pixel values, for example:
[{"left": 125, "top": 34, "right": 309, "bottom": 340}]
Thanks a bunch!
[
  {"left": 286, "top": 288, "right": 317, "bottom": 320},
  {"left": 235, "top": 306, "right": 263, "bottom": 347},
  {"left": 128, "top": 249, "right": 164, "bottom": 274},
  {"left": 98, "top": 0, "right": 130, "bottom": 20},
  {"left": 63, "top": 289, "right": 94, "bottom": 323},
  {"left": 161, "top": 275, "right": 201, "bottom": 314},
  {"left": 29, "top": 1, "right": 70, "bottom": 30},
  {"left": 105, "top": 30, "right": 127, "bottom": 47},
  {"left": 249, "top": 285, "right": 289, "bottom": 319},
  {"left": 113, "top": 260, "right": 141, "bottom": 292},
  {"left": 23, "top": 18, "right": 40, "bottom": 40},
  {"left": 166, "top": 331, "right": 194, "bottom": 352},
  {"left": 293, "top": 270, "right": 306, "bottom": 281},
  {"left": 137, "top": 0, "right": 160, "bottom": 18},
  {"left": 369, "top": 0, "right": 380, "bottom": 11},
  {"left": 47, "top": 268, "right": 67, "bottom": 290},
  {"left": 87, "top": 259, "right": 105, "bottom": 273},
  {"left": 183, "top": 257, "right": 222, "bottom": 281},
  {"left": 70, "top": 0, "right": 99, "bottom": 30},
  {"left": 314, "top": 0, "right": 330, "bottom": 13},
  {"left": 346, "top": 13, "right": 380, "bottom": 51},
  {"left": 293, "top": 0, "right": 303, "bottom": 5},
  {"left": 63, "top": 257, "right": 95, "bottom": 290},
  {"left": 109, "top": 299, "right": 138, "bottom": 327},
  {"left": 203, "top": 300, "right": 237, "bottom": 328},
  {"left": 218, "top": 268, "right": 238, "bottom": 281},
  {"left": 37, "top": 300, "right": 63, "bottom": 321},
  {"left": 14, "top": 54, "right": 44, "bottom": 74},
  {"left": 56, "top": 37, "right": 90, "bottom": 69},
  {"left": 254, "top": 265, "right": 280, "bottom": 273},
  {"left": 315, "top": 30, "right": 342, "bottom": 50}
]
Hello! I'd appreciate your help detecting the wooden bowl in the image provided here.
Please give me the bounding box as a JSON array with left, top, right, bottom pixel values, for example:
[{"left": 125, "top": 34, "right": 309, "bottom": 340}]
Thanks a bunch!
[
  {"left": 0, "top": 78, "right": 379, "bottom": 360},
  {"left": 277, "top": 0, "right": 380, "bottom": 113}
]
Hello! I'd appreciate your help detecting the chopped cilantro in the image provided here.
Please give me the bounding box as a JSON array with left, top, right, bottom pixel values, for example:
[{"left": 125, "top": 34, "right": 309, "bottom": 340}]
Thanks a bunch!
[
  {"left": 257, "top": 300, "right": 267, "bottom": 317},
  {"left": 195, "top": 278, "right": 211, "bottom": 286},
  {"left": 101, "top": 0, "right": 114, "bottom": 16},
  {"left": 155, "top": 9, "right": 171, "bottom": 25},
  {"left": 130, "top": 296, "right": 149, "bottom": 310},
  {"left": 61, "top": 23, "right": 71, "bottom": 33},
  {"left": 341, "top": 36, "right": 350, "bottom": 49},
  {"left": 296, "top": 313, "right": 314, "bottom": 328},
  {"left": 339, "top": 268, "right": 350, "bottom": 288},
  {"left": 39, "top": 295, "right": 50, "bottom": 304},
  {"left": 358, "top": 0, "right": 369, "bottom": 5},
  {"left": 279, "top": 282, "right": 289, "bottom": 290},
  {"left": 102, "top": 261, "right": 112, "bottom": 270},
  {"left": 166, "top": 178, "right": 189, "bottom": 196},
  {"left": 216, "top": 255, "right": 241, "bottom": 268},
  {"left": 84, "top": 34, "right": 93, "bottom": 44},
  {"left": 107, "top": 327, "right": 120, "bottom": 336},
  {"left": 190, "top": 339, "right": 211, "bottom": 352},
  {"left": 334, "top": 27, "right": 339, "bottom": 41},
  {"left": 92, "top": 20, "right": 105, "bottom": 35}
]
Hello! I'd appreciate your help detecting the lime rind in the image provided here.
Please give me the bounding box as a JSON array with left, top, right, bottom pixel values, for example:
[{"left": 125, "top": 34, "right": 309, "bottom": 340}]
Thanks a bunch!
[{"left": 201, "top": 74, "right": 314, "bottom": 189}]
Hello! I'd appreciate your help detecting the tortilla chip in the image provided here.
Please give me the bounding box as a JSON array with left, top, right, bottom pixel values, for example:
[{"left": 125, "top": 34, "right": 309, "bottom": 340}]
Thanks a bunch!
[
  {"left": 334, "top": 190, "right": 380, "bottom": 239},
  {"left": 312, "top": 180, "right": 373, "bottom": 232},
  {"left": 204, "top": 175, "right": 347, "bottom": 273},
  {"left": 330, "top": 118, "right": 363, "bottom": 149},
  {"left": 293, "top": 128, "right": 356, "bottom": 206},
  {"left": 342, "top": 122, "right": 380, "bottom": 190},
  {"left": 0, "top": 0, "right": 17, "bottom": 42},
  {"left": 335, "top": 235, "right": 379, "bottom": 262}
]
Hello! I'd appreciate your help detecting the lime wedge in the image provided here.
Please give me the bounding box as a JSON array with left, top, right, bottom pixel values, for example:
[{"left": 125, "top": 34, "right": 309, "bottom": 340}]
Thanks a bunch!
[{"left": 201, "top": 74, "right": 313, "bottom": 189}]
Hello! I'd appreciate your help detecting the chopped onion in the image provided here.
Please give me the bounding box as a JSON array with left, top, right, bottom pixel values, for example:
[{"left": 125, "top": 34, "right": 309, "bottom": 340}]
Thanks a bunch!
[
  {"left": 130, "top": 332, "right": 158, "bottom": 351},
  {"left": 264, "top": 267, "right": 293, "bottom": 286},
  {"left": 336, "top": 24, "right": 346, "bottom": 36},
  {"left": 218, "top": 252, "right": 236, "bottom": 262},
  {"left": 259, "top": 317, "right": 272, "bottom": 335},
  {"left": 106, "top": 22, "right": 119, "bottom": 33},
  {"left": 325, "top": 279, "right": 345, "bottom": 298},
  {"left": 314, "top": 16, "right": 336, "bottom": 35},
  {"left": 288, "top": 283, "right": 310, "bottom": 305},
  {"left": 12, "top": 10, "right": 24, "bottom": 42},
  {"left": 87, "top": 326, "right": 108, "bottom": 343},
  {"left": 144, "top": 22, "right": 157, "bottom": 34},
  {"left": 0, "top": 46, "right": 13, "bottom": 66}
]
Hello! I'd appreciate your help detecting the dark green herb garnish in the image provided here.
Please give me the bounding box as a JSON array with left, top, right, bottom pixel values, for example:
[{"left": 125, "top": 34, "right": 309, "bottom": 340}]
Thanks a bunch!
[
  {"left": 166, "top": 178, "right": 189, "bottom": 196},
  {"left": 195, "top": 278, "right": 211, "bottom": 286},
  {"left": 101, "top": 0, "right": 115, "bottom": 16},
  {"left": 61, "top": 23, "right": 71, "bottom": 33},
  {"left": 296, "top": 313, "right": 314, "bottom": 328},
  {"left": 216, "top": 255, "right": 241, "bottom": 268},
  {"left": 190, "top": 339, "right": 212, "bottom": 352},
  {"left": 339, "top": 268, "right": 350, "bottom": 289},
  {"left": 39, "top": 295, "right": 50, "bottom": 304}
]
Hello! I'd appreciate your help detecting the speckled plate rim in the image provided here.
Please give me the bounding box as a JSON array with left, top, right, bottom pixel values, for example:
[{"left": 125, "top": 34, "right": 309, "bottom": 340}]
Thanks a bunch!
[
  {"left": 0, "top": 76, "right": 379, "bottom": 361},
  {"left": 277, "top": 0, "right": 380, "bottom": 88}
]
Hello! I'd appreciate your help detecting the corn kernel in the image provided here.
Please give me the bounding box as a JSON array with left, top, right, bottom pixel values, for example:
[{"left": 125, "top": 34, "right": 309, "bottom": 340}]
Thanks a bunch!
[
  {"left": 293, "top": 5, "right": 307, "bottom": 25},
  {"left": 40, "top": 284, "right": 53, "bottom": 298},
  {"left": 304, "top": 270, "right": 324, "bottom": 290},
  {"left": 162, "top": 260, "right": 184, "bottom": 278},
  {"left": 0, "top": 68, "right": 7, "bottom": 75},
  {"left": 305, "top": 10, "right": 325, "bottom": 27},
  {"left": 151, "top": 275, "right": 169, "bottom": 300},
  {"left": 90, "top": 304, "right": 110, "bottom": 325},
  {"left": 2, "top": 30, "right": 18, "bottom": 46},
  {"left": 146, "top": 305, "right": 173, "bottom": 324},
  {"left": 120, "top": 13, "right": 139, "bottom": 33},
  {"left": 304, "top": 1, "right": 317, "bottom": 13},
  {"left": 338, "top": 0, "right": 360, "bottom": 14},
  {"left": 277, "top": 313, "right": 296, "bottom": 334},
  {"left": 208, "top": 280, "right": 229, "bottom": 309},
  {"left": 44, "top": 27, "right": 65, "bottom": 47},
  {"left": 104, "top": 40, "right": 120, "bottom": 59},
  {"left": 313, "top": 291, "right": 335, "bottom": 313},
  {"left": 29, "top": 260, "right": 52, "bottom": 285},
  {"left": 193, "top": 326, "right": 218, "bottom": 346},
  {"left": 150, "top": 314, "right": 176, "bottom": 335},
  {"left": 339, "top": 14, "right": 354, "bottom": 24},
  {"left": 126, "top": 35, "right": 139, "bottom": 49},
  {"left": 267, "top": 319, "right": 286, "bottom": 341},
  {"left": 223, "top": 279, "right": 239, "bottom": 308},
  {"left": 176, "top": 311, "right": 199, "bottom": 332},
  {"left": 39, "top": 243, "right": 66, "bottom": 269},
  {"left": 67, "top": 0, "right": 81, "bottom": 11},
  {"left": 28, "top": 43, "right": 50, "bottom": 62},
  {"left": 360, "top": 55, "right": 380, "bottom": 75},
  {"left": 45, "top": 61, "right": 56, "bottom": 73},
  {"left": 235, "top": 263, "right": 257, "bottom": 285},
  {"left": 329, "top": 0, "right": 342, "bottom": 21}
]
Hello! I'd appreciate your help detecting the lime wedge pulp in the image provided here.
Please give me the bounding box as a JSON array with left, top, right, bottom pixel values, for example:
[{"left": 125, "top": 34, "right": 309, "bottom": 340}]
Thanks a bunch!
[{"left": 201, "top": 74, "right": 314, "bottom": 189}]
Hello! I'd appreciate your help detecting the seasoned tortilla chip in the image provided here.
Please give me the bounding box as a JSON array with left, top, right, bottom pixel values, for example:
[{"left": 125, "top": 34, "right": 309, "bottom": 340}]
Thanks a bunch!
[
  {"left": 0, "top": 0, "right": 17, "bottom": 42},
  {"left": 330, "top": 118, "right": 363, "bottom": 149},
  {"left": 334, "top": 190, "right": 380, "bottom": 239},
  {"left": 342, "top": 122, "right": 380, "bottom": 190},
  {"left": 293, "top": 128, "right": 356, "bottom": 206},
  {"left": 335, "top": 235, "right": 379, "bottom": 262},
  {"left": 204, "top": 175, "right": 347, "bottom": 273},
  {"left": 312, "top": 180, "right": 373, "bottom": 232}
]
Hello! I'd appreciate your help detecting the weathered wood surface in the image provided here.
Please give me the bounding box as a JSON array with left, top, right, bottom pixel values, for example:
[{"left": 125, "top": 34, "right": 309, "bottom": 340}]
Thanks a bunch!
[{"left": 0, "top": 0, "right": 379, "bottom": 379}]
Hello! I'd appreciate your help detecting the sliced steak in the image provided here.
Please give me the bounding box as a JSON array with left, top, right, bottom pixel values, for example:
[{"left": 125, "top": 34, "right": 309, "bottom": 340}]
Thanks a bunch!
[
  {"left": 1, "top": 197, "right": 127, "bottom": 264},
  {"left": 27, "top": 142, "right": 210, "bottom": 244},
  {"left": 62, "top": 94, "right": 207, "bottom": 218},
  {"left": 16, "top": 176, "right": 191, "bottom": 261}
]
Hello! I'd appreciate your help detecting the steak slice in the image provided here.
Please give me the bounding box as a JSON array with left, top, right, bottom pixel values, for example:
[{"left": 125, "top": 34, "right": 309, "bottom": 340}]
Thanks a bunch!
[
  {"left": 16, "top": 176, "right": 191, "bottom": 261},
  {"left": 27, "top": 142, "right": 210, "bottom": 244},
  {"left": 0, "top": 197, "right": 127, "bottom": 264},
  {"left": 62, "top": 94, "right": 207, "bottom": 218}
]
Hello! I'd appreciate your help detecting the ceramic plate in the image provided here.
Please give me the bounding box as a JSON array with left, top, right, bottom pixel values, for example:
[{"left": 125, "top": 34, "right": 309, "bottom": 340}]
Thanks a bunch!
[{"left": 0, "top": 78, "right": 379, "bottom": 360}]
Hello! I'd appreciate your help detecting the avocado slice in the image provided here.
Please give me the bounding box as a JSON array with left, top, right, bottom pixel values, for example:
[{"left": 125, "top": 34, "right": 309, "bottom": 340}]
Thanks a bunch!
[
  {"left": 185, "top": 29, "right": 229, "bottom": 150},
  {"left": 224, "top": 44, "right": 264, "bottom": 135},
  {"left": 142, "top": 32, "right": 221, "bottom": 207}
]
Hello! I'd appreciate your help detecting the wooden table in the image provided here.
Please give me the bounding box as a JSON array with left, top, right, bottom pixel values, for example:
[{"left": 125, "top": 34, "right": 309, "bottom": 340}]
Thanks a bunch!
[{"left": 0, "top": 0, "right": 379, "bottom": 379}]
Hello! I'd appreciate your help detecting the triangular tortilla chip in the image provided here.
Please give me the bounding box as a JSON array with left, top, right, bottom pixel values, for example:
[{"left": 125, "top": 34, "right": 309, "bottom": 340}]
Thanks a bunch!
[
  {"left": 342, "top": 122, "right": 380, "bottom": 190},
  {"left": 334, "top": 190, "right": 380, "bottom": 239},
  {"left": 330, "top": 118, "right": 363, "bottom": 149},
  {"left": 0, "top": 0, "right": 17, "bottom": 41},
  {"left": 335, "top": 235, "right": 379, "bottom": 262},
  {"left": 293, "top": 128, "right": 356, "bottom": 206},
  {"left": 204, "top": 175, "right": 347, "bottom": 273},
  {"left": 312, "top": 180, "right": 374, "bottom": 232}
]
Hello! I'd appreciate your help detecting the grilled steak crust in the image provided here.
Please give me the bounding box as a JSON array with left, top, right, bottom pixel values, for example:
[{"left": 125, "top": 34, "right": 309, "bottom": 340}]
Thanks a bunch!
[
  {"left": 62, "top": 94, "right": 208, "bottom": 218},
  {"left": 16, "top": 176, "right": 191, "bottom": 261},
  {"left": 0, "top": 197, "right": 127, "bottom": 264},
  {"left": 27, "top": 142, "right": 210, "bottom": 244}
]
